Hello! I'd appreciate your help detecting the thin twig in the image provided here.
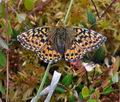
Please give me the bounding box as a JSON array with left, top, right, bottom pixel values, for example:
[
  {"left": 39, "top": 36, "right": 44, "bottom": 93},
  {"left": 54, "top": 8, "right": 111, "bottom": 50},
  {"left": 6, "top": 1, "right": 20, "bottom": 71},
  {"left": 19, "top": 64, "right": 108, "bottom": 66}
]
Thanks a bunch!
[
  {"left": 90, "top": 0, "right": 100, "bottom": 19},
  {"left": 100, "top": 0, "right": 117, "bottom": 18},
  {"left": 33, "top": 62, "right": 52, "bottom": 102},
  {"left": 5, "top": 1, "right": 9, "bottom": 102},
  {"left": 64, "top": 0, "right": 74, "bottom": 25},
  {"left": 6, "top": 47, "right": 9, "bottom": 102}
]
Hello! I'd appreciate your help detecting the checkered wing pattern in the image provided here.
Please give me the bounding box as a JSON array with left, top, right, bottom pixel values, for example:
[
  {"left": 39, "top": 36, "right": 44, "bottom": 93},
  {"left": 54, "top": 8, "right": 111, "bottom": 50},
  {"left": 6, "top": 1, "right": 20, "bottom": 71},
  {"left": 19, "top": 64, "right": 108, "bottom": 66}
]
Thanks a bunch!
[
  {"left": 65, "top": 42, "right": 86, "bottom": 62},
  {"left": 17, "top": 27, "right": 62, "bottom": 63},
  {"left": 36, "top": 42, "right": 62, "bottom": 63},
  {"left": 18, "top": 27, "right": 106, "bottom": 63},
  {"left": 17, "top": 27, "right": 48, "bottom": 51},
  {"left": 64, "top": 28, "right": 106, "bottom": 62}
]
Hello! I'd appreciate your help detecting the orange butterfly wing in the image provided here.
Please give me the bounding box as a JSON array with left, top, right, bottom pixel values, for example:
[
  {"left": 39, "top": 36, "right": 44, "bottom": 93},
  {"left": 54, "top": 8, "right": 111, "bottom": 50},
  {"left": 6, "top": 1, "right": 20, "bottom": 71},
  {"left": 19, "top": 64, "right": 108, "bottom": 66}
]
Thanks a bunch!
[
  {"left": 64, "top": 28, "right": 106, "bottom": 62},
  {"left": 17, "top": 27, "right": 48, "bottom": 51},
  {"left": 18, "top": 27, "right": 106, "bottom": 63},
  {"left": 65, "top": 42, "right": 86, "bottom": 62},
  {"left": 74, "top": 28, "right": 106, "bottom": 51},
  {"left": 36, "top": 42, "right": 62, "bottom": 63},
  {"left": 18, "top": 27, "right": 62, "bottom": 63}
]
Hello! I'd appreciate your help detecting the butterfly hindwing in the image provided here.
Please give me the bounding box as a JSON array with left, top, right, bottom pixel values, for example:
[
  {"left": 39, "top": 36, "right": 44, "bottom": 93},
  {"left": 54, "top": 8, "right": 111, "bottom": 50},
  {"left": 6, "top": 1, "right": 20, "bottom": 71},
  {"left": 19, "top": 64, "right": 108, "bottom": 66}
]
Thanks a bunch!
[
  {"left": 36, "top": 42, "right": 62, "bottom": 63},
  {"left": 65, "top": 42, "right": 86, "bottom": 62},
  {"left": 17, "top": 27, "right": 48, "bottom": 51},
  {"left": 74, "top": 28, "right": 107, "bottom": 51}
]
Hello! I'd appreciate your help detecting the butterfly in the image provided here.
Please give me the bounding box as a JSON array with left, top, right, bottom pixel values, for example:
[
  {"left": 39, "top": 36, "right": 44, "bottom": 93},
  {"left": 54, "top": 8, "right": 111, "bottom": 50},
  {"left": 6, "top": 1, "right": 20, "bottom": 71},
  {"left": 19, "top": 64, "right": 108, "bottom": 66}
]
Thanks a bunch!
[{"left": 17, "top": 26, "right": 107, "bottom": 63}]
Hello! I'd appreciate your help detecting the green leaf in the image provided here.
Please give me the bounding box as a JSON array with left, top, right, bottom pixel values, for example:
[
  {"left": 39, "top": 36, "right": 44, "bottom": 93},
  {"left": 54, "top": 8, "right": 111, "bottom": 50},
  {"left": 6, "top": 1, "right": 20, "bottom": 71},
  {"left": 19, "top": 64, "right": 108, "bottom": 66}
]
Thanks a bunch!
[
  {"left": 79, "top": 93, "right": 84, "bottom": 100},
  {"left": 103, "top": 86, "right": 114, "bottom": 95},
  {"left": 62, "top": 74, "right": 73, "bottom": 86},
  {"left": 0, "top": 80, "right": 5, "bottom": 94},
  {"left": 87, "top": 10, "right": 96, "bottom": 25},
  {"left": 1, "top": 19, "right": 13, "bottom": 35},
  {"left": 0, "top": 2, "right": 5, "bottom": 18},
  {"left": 82, "top": 86, "right": 90, "bottom": 98},
  {"left": 55, "top": 86, "right": 65, "bottom": 93},
  {"left": 0, "top": 51, "right": 6, "bottom": 68},
  {"left": 69, "top": 95, "right": 75, "bottom": 102},
  {"left": 24, "top": 0, "right": 36, "bottom": 10},
  {"left": 7, "top": 20, "right": 13, "bottom": 35},
  {"left": 87, "top": 99, "right": 96, "bottom": 102},
  {"left": 76, "top": 83, "right": 84, "bottom": 92},
  {"left": 93, "top": 47, "right": 105, "bottom": 63},
  {"left": 12, "top": 29, "right": 19, "bottom": 39}
]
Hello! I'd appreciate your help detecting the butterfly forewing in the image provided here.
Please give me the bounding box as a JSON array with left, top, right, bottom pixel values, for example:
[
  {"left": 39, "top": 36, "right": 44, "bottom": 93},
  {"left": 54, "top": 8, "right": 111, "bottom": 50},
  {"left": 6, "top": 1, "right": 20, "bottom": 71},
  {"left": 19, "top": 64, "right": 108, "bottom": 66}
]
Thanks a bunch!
[
  {"left": 74, "top": 28, "right": 106, "bottom": 51},
  {"left": 17, "top": 27, "right": 48, "bottom": 51}
]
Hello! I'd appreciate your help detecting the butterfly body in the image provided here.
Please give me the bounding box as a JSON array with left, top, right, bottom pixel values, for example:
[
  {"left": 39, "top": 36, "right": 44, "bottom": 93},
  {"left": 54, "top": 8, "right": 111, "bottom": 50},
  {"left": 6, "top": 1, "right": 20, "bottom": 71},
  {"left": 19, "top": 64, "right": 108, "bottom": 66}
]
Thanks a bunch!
[
  {"left": 17, "top": 26, "right": 106, "bottom": 63},
  {"left": 49, "top": 27, "right": 75, "bottom": 54}
]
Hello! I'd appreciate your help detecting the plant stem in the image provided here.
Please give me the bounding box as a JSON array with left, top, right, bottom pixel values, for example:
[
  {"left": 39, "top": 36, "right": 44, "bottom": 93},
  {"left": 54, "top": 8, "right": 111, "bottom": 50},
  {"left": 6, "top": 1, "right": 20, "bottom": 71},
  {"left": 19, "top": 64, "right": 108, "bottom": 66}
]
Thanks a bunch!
[
  {"left": 5, "top": 1, "right": 9, "bottom": 102},
  {"left": 64, "top": 0, "right": 74, "bottom": 25},
  {"left": 100, "top": 0, "right": 117, "bottom": 18},
  {"left": 35, "top": 62, "right": 52, "bottom": 101},
  {"left": 90, "top": 0, "right": 100, "bottom": 19}
]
